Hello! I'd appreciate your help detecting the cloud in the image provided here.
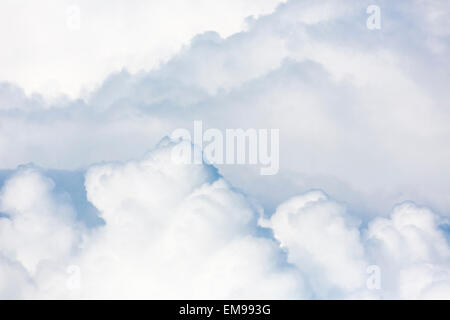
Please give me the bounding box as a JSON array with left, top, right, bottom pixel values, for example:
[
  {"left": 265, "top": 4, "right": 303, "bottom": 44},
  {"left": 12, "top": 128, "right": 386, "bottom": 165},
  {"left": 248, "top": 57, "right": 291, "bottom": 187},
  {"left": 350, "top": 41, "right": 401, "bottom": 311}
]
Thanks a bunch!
[
  {"left": 78, "top": 141, "right": 306, "bottom": 299},
  {"left": 0, "top": 167, "right": 83, "bottom": 299},
  {"left": 366, "top": 202, "right": 450, "bottom": 299},
  {"left": 0, "top": 168, "right": 81, "bottom": 274},
  {"left": 1, "top": 0, "right": 449, "bottom": 218},
  {"left": 0, "top": 142, "right": 308, "bottom": 299},
  {"left": 262, "top": 191, "right": 368, "bottom": 298},
  {"left": 0, "top": 0, "right": 284, "bottom": 98},
  {"left": 0, "top": 0, "right": 450, "bottom": 299},
  {"left": 0, "top": 140, "right": 449, "bottom": 299}
]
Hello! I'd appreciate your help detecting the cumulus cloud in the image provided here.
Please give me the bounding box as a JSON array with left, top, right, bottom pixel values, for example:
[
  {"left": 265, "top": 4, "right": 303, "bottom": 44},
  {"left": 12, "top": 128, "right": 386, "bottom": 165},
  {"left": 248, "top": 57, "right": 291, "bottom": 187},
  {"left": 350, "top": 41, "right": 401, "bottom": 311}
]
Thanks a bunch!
[
  {"left": 0, "top": 167, "right": 83, "bottom": 299},
  {"left": 366, "top": 202, "right": 450, "bottom": 299},
  {"left": 0, "top": 168, "right": 80, "bottom": 274},
  {"left": 0, "top": 0, "right": 450, "bottom": 299},
  {"left": 0, "top": 0, "right": 285, "bottom": 98},
  {"left": 0, "top": 141, "right": 449, "bottom": 299},
  {"left": 78, "top": 141, "right": 308, "bottom": 299},
  {"left": 1, "top": 0, "right": 449, "bottom": 219},
  {"left": 262, "top": 191, "right": 368, "bottom": 297},
  {"left": 0, "top": 142, "right": 308, "bottom": 299}
]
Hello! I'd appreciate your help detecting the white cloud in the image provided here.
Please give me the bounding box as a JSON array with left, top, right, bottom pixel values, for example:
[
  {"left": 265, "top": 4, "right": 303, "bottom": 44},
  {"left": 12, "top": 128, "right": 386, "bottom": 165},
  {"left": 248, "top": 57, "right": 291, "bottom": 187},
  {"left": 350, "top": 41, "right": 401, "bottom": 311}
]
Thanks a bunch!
[
  {"left": 262, "top": 191, "right": 367, "bottom": 297},
  {"left": 366, "top": 202, "right": 450, "bottom": 299},
  {"left": 0, "top": 168, "right": 81, "bottom": 275},
  {"left": 78, "top": 141, "right": 306, "bottom": 299},
  {"left": 0, "top": 141, "right": 449, "bottom": 299},
  {"left": 1, "top": 0, "right": 449, "bottom": 219},
  {"left": 0, "top": 142, "right": 308, "bottom": 299},
  {"left": 0, "top": 0, "right": 284, "bottom": 98},
  {"left": 0, "top": 167, "right": 84, "bottom": 299},
  {"left": 0, "top": 0, "right": 450, "bottom": 299}
]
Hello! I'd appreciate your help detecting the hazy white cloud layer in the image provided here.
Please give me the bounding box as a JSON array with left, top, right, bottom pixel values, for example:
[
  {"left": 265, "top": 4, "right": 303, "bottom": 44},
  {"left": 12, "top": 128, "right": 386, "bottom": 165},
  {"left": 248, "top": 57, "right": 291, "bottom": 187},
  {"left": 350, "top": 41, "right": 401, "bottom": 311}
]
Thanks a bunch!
[{"left": 1, "top": 0, "right": 450, "bottom": 299}]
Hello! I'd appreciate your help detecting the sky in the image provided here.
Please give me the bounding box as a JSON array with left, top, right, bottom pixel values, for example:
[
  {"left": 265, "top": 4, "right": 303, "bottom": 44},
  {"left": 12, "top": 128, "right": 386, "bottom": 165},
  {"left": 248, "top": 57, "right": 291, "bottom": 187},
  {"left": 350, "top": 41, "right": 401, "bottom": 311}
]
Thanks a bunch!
[{"left": 0, "top": 0, "right": 450, "bottom": 299}]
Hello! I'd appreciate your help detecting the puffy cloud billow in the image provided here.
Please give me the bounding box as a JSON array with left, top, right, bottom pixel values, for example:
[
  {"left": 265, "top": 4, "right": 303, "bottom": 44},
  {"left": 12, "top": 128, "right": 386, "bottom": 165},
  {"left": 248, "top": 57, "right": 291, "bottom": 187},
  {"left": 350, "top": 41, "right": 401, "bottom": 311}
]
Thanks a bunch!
[
  {"left": 0, "top": 142, "right": 308, "bottom": 299},
  {"left": 0, "top": 0, "right": 450, "bottom": 299},
  {"left": 0, "top": 141, "right": 449, "bottom": 299}
]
